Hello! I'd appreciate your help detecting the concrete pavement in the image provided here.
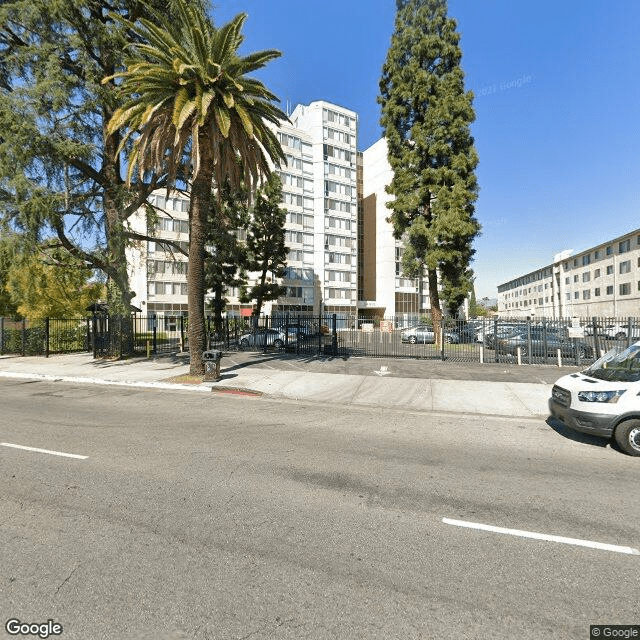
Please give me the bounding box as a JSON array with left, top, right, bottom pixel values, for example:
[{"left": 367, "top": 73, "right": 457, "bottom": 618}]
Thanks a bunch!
[{"left": 0, "top": 350, "right": 583, "bottom": 418}]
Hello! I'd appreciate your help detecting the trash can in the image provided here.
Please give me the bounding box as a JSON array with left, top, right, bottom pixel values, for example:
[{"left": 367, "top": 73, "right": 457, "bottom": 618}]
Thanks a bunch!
[{"left": 202, "top": 349, "right": 222, "bottom": 381}]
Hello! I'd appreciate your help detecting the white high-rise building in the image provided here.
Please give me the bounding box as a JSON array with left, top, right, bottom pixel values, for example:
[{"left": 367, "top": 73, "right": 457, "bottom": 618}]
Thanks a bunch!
[
  {"left": 285, "top": 101, "right": 359, "bottom": 317},
  {"left": 126, "top": 100, "right": 359, "bottom": 323}
]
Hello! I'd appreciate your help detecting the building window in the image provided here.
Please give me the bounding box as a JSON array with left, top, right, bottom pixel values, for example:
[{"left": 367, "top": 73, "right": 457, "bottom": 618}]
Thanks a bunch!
[
  {"left": 582, "top": 272, "right": 590, "bottom": 282},
  {"left": 594, "top": 269, "right": 600, "bottom": 278},
  {"left": 573, "top": 275, "right": 579, "bottom": 283},
  {"left": 583, "top": 290, "right": 590, "bottom": 300},
  {"left": 594, "top": 288, "right": 600, "bottom": 296},
  {"left": 620, "top": 260, "right": 631, "bottom": 274},
  {"left": 606, "top": 245, "right": 613, "bottom": 256},
  {"left": 582, "top": 254, "right": 590, "bottom": 266},
  {"left": 594, "top": 250, "right": 601, "bottom": 259},
  {"left": 606, "top": 265, "right": 614, "bottom": 275},
  {"left": 574, "top": 292, "right": 579, "bottom": 299},
  {"left": 565, "top": 277, "right": 570, "bottom": 285},
  {"left": 620, "top": 283, "right": 631, "bottom": 295},
  {"left": 606, "top": 285, "right": 614, "bottom": 295},
  {"left": 619, "top": 239, "right": 631, "bottom": 253}
]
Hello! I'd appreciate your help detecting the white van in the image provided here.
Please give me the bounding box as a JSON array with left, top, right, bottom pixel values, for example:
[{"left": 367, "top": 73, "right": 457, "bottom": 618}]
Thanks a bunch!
[{"left": 549, "top": 341, "right": 640, "bottom": 456}]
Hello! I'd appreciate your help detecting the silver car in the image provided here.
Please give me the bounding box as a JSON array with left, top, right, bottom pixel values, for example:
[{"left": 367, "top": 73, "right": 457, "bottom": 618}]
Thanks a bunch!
[
  {"left": 238, "top": 328, "right": 286, "bottom": 349},
  {"left": 401, "top": 325, "right": 458, "bottom": 344}
]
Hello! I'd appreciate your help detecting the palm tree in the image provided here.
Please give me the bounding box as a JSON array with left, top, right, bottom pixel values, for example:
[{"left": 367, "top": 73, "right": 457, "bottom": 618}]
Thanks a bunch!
[{"left": 104, "top": 0, "right": 286, "bottom": 375}]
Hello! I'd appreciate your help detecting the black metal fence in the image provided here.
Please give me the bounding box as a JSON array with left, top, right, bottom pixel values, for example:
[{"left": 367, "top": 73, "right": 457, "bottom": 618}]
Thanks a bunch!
[
  {"left": 2, "top": 314, "right": 640, "bottom": 367},
  {"left": 214, "top": 314, "right": 640, "bottom": 367}
]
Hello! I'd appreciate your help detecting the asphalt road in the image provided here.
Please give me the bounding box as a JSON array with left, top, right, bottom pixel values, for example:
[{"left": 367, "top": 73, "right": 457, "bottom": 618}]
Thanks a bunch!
[{"left": 1, "top": 379, "right": 638, "bottom": 640}]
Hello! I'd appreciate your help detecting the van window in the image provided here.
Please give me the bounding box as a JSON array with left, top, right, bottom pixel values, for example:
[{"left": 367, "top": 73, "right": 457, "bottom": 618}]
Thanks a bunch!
[{"left": 585, "top": 344, "right": 640, "bottom": 382}]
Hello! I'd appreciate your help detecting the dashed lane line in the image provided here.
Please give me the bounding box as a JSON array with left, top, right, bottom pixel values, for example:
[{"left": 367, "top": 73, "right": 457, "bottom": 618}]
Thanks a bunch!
[
  {"left": 442, "top": 517, "right": 639, "bottom": 556},
  {"left": 1, "top": 442, "right": 88, "bottom": 460}
]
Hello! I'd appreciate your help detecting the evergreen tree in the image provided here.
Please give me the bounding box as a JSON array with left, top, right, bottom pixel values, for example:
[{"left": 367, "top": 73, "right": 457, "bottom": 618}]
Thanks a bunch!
[
  {"left": 241, "top": 174, "right": 287, "bottom": 317},
  {"left": 0, "top": 1, "right": 193, "bottom": 313},
  {"left": 205, "top": 182, "right": 250, "bottom": 335},
  {"left": 379, "top": 0, "right": 480, "bottom": 338},
  {"left": 0, "top": 234, "right": 20, "bottom": 317}
]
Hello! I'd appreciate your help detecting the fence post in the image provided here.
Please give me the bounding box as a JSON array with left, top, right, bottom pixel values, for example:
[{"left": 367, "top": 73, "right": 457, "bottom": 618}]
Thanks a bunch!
[
  {"left": 0, "top": 317, "right": 4, "bottom": 355},
  {"left": 332, "top": 313, "right": 337, "bottom": 356},
  {"left": 180, "top": 315, "right": 185, "bottom": 352},
  {"left": 92, "top": 314, "right": 97, "bottom": 358},
  {"left": 296, "top": 314, "right": 301, "bottom": 355},
  {"left": 285, "top": 312, "right": 290, "bottom": 350},
  {"left": 45, "top": 317, "right": 50, "bottom": 358},
  {"left": 526, "top": 318, "right": 532, "bottom": 365},
  {"left": 21, "top": 318, "right": 26, "bottom": 356},
  {"left": 152, "top": 315, "right": 157, "bottom": 355},
  {"left": 440, "top": 319, "right": 445, "bottom": 361},
  {"left": 628, "top": 317, "right": 633, "bottom": 348},
  {"left": 592, "top": 317, "right": 601, "bottom": 360},
  {"left": 263, "top": 315, "right": 268, "bottom": 354},
  {"left": 318, "top": 313, "right": 322, "bottom": 355}
]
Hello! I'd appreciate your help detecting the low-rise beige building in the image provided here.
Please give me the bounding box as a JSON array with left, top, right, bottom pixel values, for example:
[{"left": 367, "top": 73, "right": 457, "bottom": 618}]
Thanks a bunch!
[{"left": 498, "top": 229, "right": 640, "bottom": 318}]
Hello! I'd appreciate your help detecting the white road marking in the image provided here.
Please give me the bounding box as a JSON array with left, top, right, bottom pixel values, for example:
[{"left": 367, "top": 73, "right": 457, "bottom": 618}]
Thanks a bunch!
[
  {"left": 1, "top": 442, "right": 88, "bottom": 460},
  {"left": 442, "top": 517, "right": 640, "bottom": 556}
]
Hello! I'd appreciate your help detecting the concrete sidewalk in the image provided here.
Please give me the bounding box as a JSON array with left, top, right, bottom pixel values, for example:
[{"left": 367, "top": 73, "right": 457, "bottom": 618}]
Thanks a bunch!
[{"left": 0, "top": 351, "right": 578, "bottom": 418}]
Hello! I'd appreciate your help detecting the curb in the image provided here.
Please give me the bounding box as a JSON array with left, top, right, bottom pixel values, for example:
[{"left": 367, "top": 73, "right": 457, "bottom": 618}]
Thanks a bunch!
[{"left": 0, "top": 371, "right": 212, "bottom": 393}]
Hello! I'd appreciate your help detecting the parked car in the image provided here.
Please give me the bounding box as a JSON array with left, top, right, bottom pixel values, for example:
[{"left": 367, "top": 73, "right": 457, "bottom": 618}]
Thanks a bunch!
[
  {"left": 483, "top": 324, "right": 524, "bottom": 349},
  {"left": 447, "top": 323, "right": 480, "bottom": 344},
  {"left": 238, "top": 328, "right": 286, "bottom": 349},
  {"left": 280, "top": 324, "right": 315, "bottom": 341},
  {"left": 584, "top": 322, "right": 640, "bottom": 340},
  {"left": 601, "top": 323, "right": 640, "bottom": 340},
  {"left": 401, "top": 325, "right": 459, "bottom": 344},
  {"left": 496, "top": 326, "right": 593, "bottom": 359}
]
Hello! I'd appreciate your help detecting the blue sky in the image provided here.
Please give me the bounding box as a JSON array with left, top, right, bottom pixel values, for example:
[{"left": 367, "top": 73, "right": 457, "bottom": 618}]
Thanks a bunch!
[{"left": 211, "top": 0, "right": 640, "bottom": 299}]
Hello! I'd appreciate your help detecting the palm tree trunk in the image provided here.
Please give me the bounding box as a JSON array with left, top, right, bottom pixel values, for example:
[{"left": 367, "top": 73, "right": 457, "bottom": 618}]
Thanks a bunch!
[{"left": 188, "top": 128, "right": 214, "bottom": 376}]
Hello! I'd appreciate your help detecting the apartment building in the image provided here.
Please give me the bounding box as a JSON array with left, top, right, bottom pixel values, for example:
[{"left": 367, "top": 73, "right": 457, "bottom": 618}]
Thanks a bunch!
[
  {"left": 127, "top": 190, "right": 190, "bottom": 331},
  {"left": 274, "top": 100, "right": 359, "bottom": 317},
  {"left": 498, "top": 229, "right": 640, "bottom": 318},
  {"left": 126, "top": 100, "right": 359, "bottom": 323},
  {"left": 359, "top": 137, "right": 437, "bottom": 320}
]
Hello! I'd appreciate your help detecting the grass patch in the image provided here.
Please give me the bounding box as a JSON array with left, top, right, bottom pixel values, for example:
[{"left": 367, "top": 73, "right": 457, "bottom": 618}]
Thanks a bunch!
[{"left": 164, "top": 373, "right": 204, "bottom": 385}]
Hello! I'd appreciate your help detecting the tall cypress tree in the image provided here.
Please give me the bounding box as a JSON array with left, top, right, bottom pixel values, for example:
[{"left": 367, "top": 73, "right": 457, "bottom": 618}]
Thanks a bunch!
[{"left": 379, "top": 0, "right": 480, "bottom": 331}]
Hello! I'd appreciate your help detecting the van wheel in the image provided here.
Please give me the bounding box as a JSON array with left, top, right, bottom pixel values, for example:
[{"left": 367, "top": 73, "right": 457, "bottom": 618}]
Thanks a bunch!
[
  {"left": 273, "top": 339, "right": 284, "bottom": 349},
  {"left": 614, "top": 332, "right": 626, "bottom": 340},
  {"left": 409, "top": 336, "right": 417, "bottom": 344},
  {"left": 614, "top": 419, "right": 640, "bottom": 457}
]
